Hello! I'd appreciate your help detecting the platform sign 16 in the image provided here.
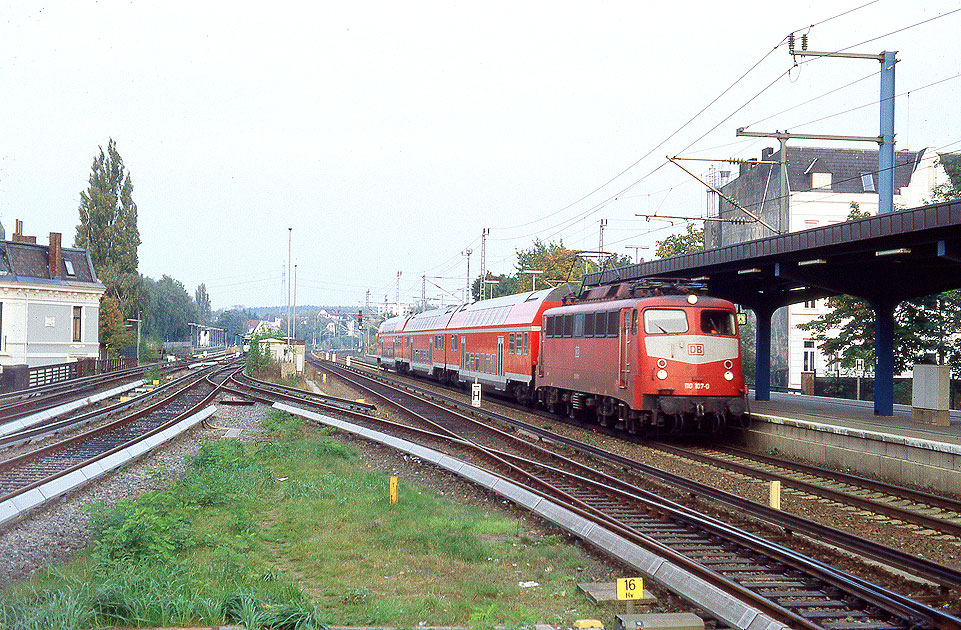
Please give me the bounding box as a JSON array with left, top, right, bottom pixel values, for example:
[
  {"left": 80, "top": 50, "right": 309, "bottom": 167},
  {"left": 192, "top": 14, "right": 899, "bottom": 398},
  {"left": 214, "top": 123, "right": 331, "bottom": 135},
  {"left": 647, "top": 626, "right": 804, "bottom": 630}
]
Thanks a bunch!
[{"left": 615, "top": 577, "right": 644, "bottom": 600}]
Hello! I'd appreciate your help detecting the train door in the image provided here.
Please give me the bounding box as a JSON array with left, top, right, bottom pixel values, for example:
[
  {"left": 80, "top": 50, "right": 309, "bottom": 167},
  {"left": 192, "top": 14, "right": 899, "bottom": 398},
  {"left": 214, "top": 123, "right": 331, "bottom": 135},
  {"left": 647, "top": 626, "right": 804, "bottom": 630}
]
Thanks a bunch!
[
  {"left": 497, "top": 337, "right": 504, "bottom": 377},
  {"left": 618, "top": 309, "right": 632, "bottom": 388}
]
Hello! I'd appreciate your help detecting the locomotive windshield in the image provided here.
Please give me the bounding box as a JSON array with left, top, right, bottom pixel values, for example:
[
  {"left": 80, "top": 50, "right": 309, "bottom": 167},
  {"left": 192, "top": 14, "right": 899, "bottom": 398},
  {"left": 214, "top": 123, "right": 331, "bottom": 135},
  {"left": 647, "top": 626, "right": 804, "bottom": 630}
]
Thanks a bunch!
[
  {"left": 700, "top": 310, "right": 736, "bottom": 335},
  {"left": 643, "top": 309, "right": 689, "bottom": 334}
]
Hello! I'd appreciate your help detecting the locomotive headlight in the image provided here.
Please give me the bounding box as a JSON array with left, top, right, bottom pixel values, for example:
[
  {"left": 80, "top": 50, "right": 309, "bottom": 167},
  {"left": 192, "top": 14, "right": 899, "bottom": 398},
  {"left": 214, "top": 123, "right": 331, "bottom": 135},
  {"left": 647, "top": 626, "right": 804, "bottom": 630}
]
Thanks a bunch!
[
  {"left": 687, "top": 294, "right": 698, "bottom": 304},
  {"left": 656, "top": 369, "right": 668, "bottom": 380},
  {"left": 724, "top": 371, "right": 734, "bottom": 381}
]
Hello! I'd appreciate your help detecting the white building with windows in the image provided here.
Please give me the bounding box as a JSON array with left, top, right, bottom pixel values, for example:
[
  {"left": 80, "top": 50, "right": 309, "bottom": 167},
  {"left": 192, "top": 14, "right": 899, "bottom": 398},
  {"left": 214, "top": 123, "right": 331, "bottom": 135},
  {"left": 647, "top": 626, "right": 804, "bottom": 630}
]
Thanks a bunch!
[
  {"left": 0, "top": 221, "right": 105, "bottom": 367},
  {"left": 707, "top": 146, "right": 955, "bottom": 389}
]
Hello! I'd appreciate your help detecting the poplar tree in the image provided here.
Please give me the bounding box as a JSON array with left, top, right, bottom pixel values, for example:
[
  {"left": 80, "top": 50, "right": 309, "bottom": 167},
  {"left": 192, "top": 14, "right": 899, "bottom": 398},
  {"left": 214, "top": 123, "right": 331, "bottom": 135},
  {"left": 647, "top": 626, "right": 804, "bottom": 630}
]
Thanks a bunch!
[
  {"left": 75, "top": 138, "right": 142, "bottom": 318},
  {"left": 195, "top": 283, "right": 212, "bottom": 324}
]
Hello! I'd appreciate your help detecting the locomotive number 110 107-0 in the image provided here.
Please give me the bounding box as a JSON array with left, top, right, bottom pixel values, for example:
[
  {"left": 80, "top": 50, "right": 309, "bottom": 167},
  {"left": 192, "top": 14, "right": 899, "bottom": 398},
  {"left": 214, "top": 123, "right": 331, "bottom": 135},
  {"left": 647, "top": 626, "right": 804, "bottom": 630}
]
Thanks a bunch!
[{"left": 683, "top": 382, "right": 711, "bottom": 390}]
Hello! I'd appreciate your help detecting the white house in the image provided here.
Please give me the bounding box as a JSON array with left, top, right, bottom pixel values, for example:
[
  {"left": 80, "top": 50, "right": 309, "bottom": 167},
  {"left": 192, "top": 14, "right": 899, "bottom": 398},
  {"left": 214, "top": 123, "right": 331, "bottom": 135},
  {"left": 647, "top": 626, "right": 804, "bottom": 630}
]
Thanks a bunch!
[
  {"left": 707, "top": 146, "right": 954, "bottom": 389},
  {"left": 0, "top": 221, "right": 105, "bottom": 368}
]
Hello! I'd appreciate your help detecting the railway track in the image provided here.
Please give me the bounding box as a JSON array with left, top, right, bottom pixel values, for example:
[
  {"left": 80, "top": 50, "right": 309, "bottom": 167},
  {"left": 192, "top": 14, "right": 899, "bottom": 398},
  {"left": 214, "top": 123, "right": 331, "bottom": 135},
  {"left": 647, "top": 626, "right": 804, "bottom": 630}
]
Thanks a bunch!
[
  {"left": 0, "top": 359, "right": 190, "bottom": 428},
  {"left": 225, "top": 371, "right": 377, "bottom": 416},
  {"left": 0, "top": 361, "right": 237, "bottom": 524},
  {"left": 343, "top": 357, "right": 961, "bottom": 574},
  {"left": 312, "top": 360, "right": 961, "bottom": 630},
  {"left": 648, "top": 442, "right": 961, "bottom": 540}
]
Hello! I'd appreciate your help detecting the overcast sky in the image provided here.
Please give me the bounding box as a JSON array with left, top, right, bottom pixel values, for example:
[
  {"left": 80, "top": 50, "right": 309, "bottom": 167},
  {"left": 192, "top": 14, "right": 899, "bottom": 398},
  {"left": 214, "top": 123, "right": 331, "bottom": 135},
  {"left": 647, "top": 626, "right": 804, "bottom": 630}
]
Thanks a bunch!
[{"left": 2, "top": 1, "right": 960, "bottom": 311}]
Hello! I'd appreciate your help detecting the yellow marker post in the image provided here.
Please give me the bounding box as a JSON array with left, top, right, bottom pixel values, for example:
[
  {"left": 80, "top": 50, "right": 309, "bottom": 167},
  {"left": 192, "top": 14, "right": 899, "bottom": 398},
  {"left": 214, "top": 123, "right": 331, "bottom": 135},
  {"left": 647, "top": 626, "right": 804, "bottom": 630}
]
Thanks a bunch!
[
  {"left": 322, "top": 373, "right": 327, "bottom": 384},
  {"left": 389, "top": 476, "right": 398, "bottom": 504},
  {"left": 616, "top": 577, "right": 644, "bottom": 614},
  {"left": 770, "top": 480, "right": 781, "bottom": 510}
]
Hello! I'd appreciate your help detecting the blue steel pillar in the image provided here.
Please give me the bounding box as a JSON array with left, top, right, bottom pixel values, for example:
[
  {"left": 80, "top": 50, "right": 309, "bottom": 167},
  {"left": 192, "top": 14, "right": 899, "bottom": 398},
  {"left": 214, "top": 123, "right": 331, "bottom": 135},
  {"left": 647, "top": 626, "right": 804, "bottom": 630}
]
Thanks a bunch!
[
  {"left": 878, "top": 50, "right": 896, "bottom": 215},
  {"left": 872, "top": 300, "right": 895, "bottom": 416},
  {"left": 753, "top": 306, "right": 774, "bottom": 401}
]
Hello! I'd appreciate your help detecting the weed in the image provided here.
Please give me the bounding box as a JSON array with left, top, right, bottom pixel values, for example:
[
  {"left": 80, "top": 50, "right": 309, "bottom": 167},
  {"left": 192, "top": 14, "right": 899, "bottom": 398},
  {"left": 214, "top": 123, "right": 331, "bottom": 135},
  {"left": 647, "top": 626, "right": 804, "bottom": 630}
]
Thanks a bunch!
[{"left": 341, "top": 586, "right": 370, "bottom": 605}]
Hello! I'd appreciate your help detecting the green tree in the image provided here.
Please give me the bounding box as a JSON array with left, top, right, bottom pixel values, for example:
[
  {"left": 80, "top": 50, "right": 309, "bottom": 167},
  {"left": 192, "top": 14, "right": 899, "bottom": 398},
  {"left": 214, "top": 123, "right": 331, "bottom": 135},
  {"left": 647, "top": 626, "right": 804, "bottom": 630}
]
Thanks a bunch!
[
  {"left": 654, "top": 224, "right": 703, "bottom": 258},
  {"left": 195, "top": 284, "right": 212, "bottom": 324},
  {"left": 99, "top": 294, "right": 133, "bottom": 358},
  {"left": 929, "top": 152, "right": 961, "bottom": 202},
  {"left": 472, "top": 272, "right": 519, "bottom": 301},
  {"left": 215, "top": 308, "right": 255, "bottom": 347},
  {"left": 513, "top": 239, "right": 591, "bottom": 293},
  {"left": 143, "top": 275, "right": 200, "bottom": 342},
  {"left": 75, "top": 138, "right": 142, "bottom": 318}
]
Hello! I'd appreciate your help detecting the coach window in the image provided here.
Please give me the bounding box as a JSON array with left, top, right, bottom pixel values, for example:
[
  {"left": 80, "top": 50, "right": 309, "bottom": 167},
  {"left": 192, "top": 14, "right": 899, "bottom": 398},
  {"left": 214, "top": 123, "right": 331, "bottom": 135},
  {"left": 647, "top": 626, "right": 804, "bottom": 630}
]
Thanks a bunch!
[
  {"left": 644, "top": 309, "right": 689, "bottom": 334},
  {"left": 700, "top": 310, "right": 736, "bottom": 335},
  {"left": 606, "top": 311, "right": 619, "bottom": 337},
  {"left": 584, "top": 312, "right": 594, "bottom": 337},
  {"left": 523, "top": 332, "right": 529, "bottom": 355},
  {"left": 563, "top": 314, "right": 574, "bottom": 338},
  {"left": 509, "top": 332, "right": 515, "bottom": 354}
]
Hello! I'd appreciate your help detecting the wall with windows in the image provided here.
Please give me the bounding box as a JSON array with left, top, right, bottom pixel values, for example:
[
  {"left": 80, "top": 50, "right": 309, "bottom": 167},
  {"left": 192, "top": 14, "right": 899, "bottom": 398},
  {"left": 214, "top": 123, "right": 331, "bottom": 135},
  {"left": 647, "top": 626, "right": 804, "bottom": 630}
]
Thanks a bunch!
[{"left": 0, "top": 283, "right": 103, "bottom": 367}]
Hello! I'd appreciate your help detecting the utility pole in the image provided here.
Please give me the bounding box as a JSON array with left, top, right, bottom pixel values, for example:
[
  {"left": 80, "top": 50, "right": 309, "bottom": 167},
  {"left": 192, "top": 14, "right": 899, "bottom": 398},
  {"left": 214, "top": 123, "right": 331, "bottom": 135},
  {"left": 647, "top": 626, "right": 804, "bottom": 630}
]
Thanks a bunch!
[
  {"left": 126, "top": 313, "right": 141, "bottom": 365},
  {"left": 625, "top": 245, "right": 648, "bottom": 264},
  {"left": 519, "top": 269, "right": 543, "bottom": 292},
  {"left": 788, "top": 36, "right": 896, "bottom": 214},
  {"left": 598, "top": 219, "right": 607, "bottom": 254},
  {"left": 479, "top": 227, "right": 489, "bottom": 289},
  {"left": 292, "top": 264, "right": 297, "bottom": 340},
  {"left": 287, "top": 228, "right": 292, "bottom": 343},
  {"left": 462, "top": 249, "right": 472, "bottom": 303},
  {"left": 395, "top": 271, "right": 402, "bottom": 316}
]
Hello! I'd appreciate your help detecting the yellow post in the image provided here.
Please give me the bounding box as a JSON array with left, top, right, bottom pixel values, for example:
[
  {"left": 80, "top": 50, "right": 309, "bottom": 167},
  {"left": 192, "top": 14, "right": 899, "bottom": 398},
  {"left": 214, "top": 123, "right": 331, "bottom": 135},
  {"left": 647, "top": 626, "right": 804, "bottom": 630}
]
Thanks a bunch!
[
  {"left": 769, "top": 480, "right": 781, "bottom": 510},
  {"left": 323, "top": 373, "right": 327, "bottom": 384},
  {"left": 390, "top": 476, "right": 398, "bottom": 504}
]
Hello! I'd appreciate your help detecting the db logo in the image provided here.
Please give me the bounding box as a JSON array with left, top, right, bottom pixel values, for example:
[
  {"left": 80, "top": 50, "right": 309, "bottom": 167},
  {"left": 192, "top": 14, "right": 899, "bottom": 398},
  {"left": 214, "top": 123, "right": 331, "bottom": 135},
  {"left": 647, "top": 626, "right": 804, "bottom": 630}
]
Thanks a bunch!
[{"left": 689, "top": 343, "right": 705, "bottom": 356}]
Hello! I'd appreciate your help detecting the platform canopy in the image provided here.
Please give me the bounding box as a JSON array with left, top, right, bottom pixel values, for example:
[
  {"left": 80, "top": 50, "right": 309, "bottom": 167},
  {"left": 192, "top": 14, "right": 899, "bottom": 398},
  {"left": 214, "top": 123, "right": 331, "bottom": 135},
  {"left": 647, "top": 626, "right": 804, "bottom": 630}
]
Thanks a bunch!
[{"left": 584, "top": 199, "right": 961, "bottom": 416}]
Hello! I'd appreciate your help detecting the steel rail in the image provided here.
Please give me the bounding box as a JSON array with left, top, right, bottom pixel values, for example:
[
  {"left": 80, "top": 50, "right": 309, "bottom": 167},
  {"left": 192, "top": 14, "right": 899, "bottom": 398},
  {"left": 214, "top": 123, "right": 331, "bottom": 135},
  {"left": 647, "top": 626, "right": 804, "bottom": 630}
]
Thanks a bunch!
[{"left": 321, "top": 362, "right": 961, "bottom": 630}]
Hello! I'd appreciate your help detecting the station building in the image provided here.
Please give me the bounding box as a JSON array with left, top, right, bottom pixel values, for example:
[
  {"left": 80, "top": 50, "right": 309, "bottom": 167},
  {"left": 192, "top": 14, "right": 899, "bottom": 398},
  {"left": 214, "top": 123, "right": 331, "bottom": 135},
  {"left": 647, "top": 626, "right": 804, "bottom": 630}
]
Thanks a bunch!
[
  {"left": 0, "top": 220, "right": 105, "bottom": 368},
  {"left": 707, "top": 146, "right": 956, "bottom": 389}
]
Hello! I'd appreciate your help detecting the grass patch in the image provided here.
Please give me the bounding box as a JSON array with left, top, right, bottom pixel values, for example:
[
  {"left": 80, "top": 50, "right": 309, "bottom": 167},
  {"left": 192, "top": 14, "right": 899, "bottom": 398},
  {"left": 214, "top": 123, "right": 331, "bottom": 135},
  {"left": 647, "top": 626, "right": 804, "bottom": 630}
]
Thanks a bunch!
[{"left": 1, "top": 410, "right": 612, "bottom": 629}]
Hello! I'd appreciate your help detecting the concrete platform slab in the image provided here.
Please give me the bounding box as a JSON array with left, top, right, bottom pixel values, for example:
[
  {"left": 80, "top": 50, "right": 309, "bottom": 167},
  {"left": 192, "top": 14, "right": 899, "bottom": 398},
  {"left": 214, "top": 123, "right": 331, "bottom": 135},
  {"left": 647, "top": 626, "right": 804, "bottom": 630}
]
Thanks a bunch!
[{"left": 578, "top": 582, "right": 656, "bottom": 605}]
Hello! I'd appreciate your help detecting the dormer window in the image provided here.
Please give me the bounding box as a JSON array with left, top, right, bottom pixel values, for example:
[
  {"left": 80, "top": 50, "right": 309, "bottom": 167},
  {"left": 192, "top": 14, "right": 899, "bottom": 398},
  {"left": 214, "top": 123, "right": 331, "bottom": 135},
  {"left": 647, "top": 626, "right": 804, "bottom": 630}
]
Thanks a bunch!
[
  {"left": 64, "top": 260, "right": 75, "bottom": 276},
  {"left": 812, "top": 172, "right": 832, "bottom": 190}
]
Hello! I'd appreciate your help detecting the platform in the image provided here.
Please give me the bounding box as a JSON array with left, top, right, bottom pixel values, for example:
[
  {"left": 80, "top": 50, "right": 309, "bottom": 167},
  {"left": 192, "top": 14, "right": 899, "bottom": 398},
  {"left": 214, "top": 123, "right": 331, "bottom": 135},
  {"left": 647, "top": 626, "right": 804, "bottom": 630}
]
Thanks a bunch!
[{"left": 742, "top": 391, "right": 961, "bottom": 495}]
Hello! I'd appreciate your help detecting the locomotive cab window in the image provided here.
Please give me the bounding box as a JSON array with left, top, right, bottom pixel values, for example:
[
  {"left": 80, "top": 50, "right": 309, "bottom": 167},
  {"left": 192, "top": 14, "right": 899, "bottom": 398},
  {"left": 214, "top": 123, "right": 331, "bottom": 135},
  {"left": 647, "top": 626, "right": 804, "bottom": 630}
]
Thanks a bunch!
[
  {"left": 563, "top": 315, "right": 573, "bottom": 338},
  {"left": 700, "top": 310, "right": 736, "bottom": 335},
  {"left": 545, "top": 316, "right": 555, "bottom": 338},
  {"left": 643, "top": 309, "right": 689, "bottom": 334},
  {"left": 584, "top": 312, "right": 594, "bottom": 337},
  {"left": 574, "top": 313, "right": 585, "bottom": 337}
]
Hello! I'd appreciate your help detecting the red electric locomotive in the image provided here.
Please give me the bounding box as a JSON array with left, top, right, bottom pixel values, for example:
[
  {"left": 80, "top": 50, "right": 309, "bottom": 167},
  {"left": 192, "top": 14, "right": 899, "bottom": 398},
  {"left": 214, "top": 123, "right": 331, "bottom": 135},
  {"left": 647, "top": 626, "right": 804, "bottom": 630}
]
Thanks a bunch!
[
  {"left": 375, "top": 279, "right": 747, "bottom": 436},
  {"left": 536, "top": 279, "right": 747, "bottom": 435}
]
